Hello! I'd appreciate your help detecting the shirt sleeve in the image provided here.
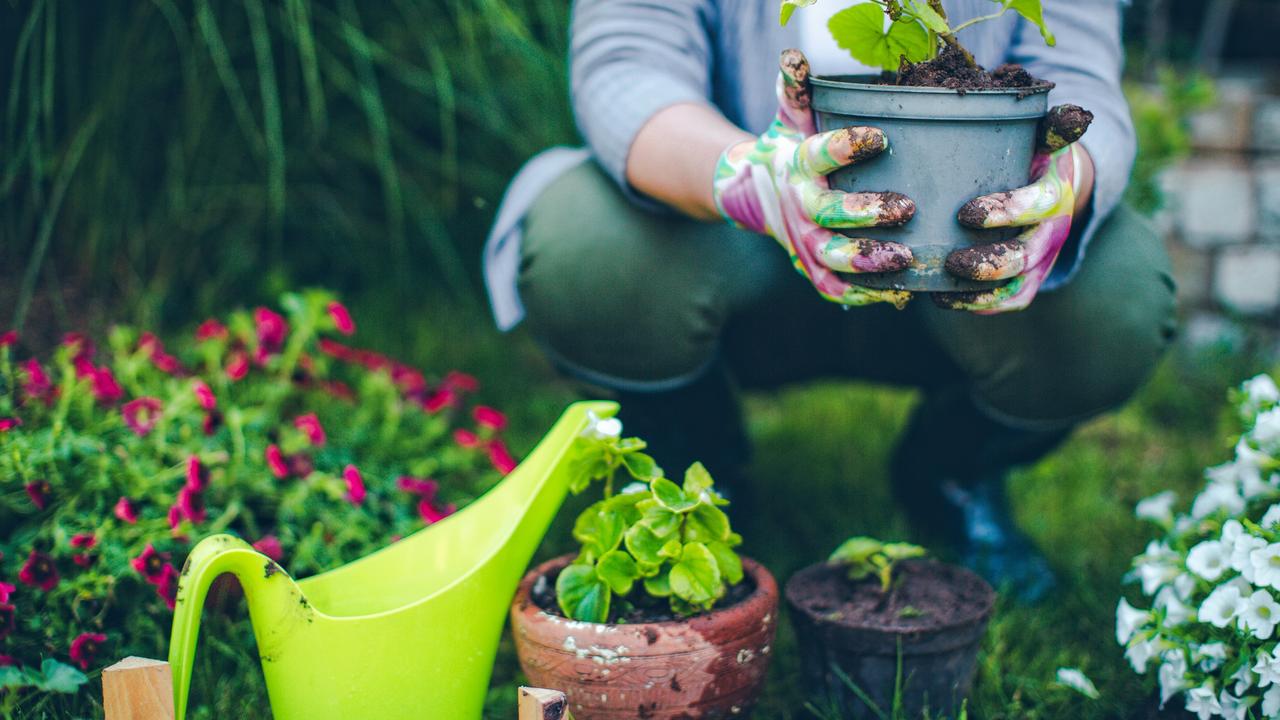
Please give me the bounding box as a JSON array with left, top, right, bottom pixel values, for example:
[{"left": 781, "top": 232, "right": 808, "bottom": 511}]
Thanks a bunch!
[
  {"left": 1007, "top": 0, "right": 1136, "bottom": 288},
  {"left": 570, "top": 0, "right": 717, "bottom": 196}
]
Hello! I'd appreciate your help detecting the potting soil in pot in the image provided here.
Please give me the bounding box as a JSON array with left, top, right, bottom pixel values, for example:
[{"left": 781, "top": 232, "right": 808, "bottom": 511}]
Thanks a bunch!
[{"left": 891, "top": 44, "right": 1048, "bottom": 92}]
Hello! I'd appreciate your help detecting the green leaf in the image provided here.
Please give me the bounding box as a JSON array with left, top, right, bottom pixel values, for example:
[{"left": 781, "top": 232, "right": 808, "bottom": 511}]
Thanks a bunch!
[
  {"left": 572, "top": 503, "right": 625, "bottom": 556},
  {"left": 1007, "top": 0, "right": 1054, "bottom": 45},
  {"left": 557, "top": 563, "right": 612, "bottom": 623},
  {"left": 39, "top": 659, "right": 89, "bottom": 694},
  {"left": 596, "top": 550, "right": 640, "bottom": 596},
  {"left": 660, "top": 538, "right": 684, "bottom": 560},
  {"left": 707, "top": 541, "right": 744, "bottom": 585},
  {"left": 625, "top": 523, "right": 668, "bottom": 566},
  {"left": 684, "top": 504, "right": 731, "bottom": 544},
  {"left": 0, "top": 665, "right": 40, "bottom": 690},
  {"left": 652, "top": 477, "right": 698, "bottom": 513},
  {"left": 829, "top": 536, "right": 884, "bottom": 565},
  {"left": 639, "top": 504, "right": 681, "bottom": 537},
  {"left": 644, "top": 568, "right": 673, "bottom": 596},
  {"left": 902, "top": 0, "right": 949, "bottom": 34},
  {"left": 682, "top": 462, "right": 714, "bottom": 496},
  {"left": 780, "top": 0, "right": 818, "bottom": 26},
  {"left": 828, "top": 3, "right": 932, "bottom": 70},
  {"left": 669, "top": 542, "right": 724, "bottom": 606},
  {"left": 621, "top": 452, "right": 662, "bottom": 481},
  {"left": 882, "top": 542, "right": 927, "bottom": 561}
]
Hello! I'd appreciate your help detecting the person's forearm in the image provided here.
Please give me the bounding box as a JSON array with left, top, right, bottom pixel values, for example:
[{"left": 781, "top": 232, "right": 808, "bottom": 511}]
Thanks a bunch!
[{"left": 626, "top": 103, "right": 753, "bottom": 221}]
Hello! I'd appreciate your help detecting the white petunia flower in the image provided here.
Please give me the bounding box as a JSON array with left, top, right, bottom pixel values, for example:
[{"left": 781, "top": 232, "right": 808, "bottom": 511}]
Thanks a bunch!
[
  {"left": 1126, "top": 636, "right": 1161, "bottom": 674},
  {"left": 1188, "top": 540, "right": 1231, "bottom": 581},
  {"left": 1218, "top": 690, "right": 1255, "bottom": 720},
  {"left": 1197, "top": 642, "right": 1229, "bottom": 672},
  {"left": 1264, "top": 504, "right": 1280, "bottom": 530},
  {"left": 1232, "top": 534, "right": 1267, "bottom": 583},
  {"left": 1186, "top": 684, "right": 1223, "bottom": 719},
  {"left": 1132, "top": 541, "right": 1181, "bottom": 596},
  {"left": 1136, "top": 490, "right": 1177, "bottom": 525},
  {"left": 1154, "top": 586, "right": 1194, "bottom": 626},
  {"left": 1231, "top": 661, "right": 1257, "bottom": 697},
  {"left": 1266, "top": 684, "right": 1280, "bottom": 718},
  {"left": 1253, "top": 543, "right": 1280, "bottom": 590},
  {"left": 1159, "top": 650, "right": 1189, "bottom": 708},
  {"left": 1242, "top": 374, "right": 1280, "bottom": 416},
  {"left": 1241, "top": 589, "right": 1280, "bottom": 639},
  {"left": 1201, "top": 584, "right": 1247, "bottom": 628},
  {"left": 1193, "top": 478, "right": 1247, "bottom": 519},
  {"left": 1116, "top": 597, "right": 1151, "bottom": 645},
  {"left": 1175, "top": 572, "right": 1198, "bottom": 600},
  {"left": 1055, "top": 667, "right": 1100, "bottom": 699},
  {"left": 1255, "top": 648, "right": 1280, "bottom": 689},
  {"left": 1253, "top": 408, "right": 1280, "bottom": 452}
]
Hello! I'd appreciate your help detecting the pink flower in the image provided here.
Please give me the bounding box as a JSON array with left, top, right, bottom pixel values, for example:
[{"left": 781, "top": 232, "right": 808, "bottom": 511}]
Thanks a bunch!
[
  {"left": 391, "top": 364, "right": 426, "bottom": 394},
  {"left": 24, "top": 480, "right": 50, "bottom": 510},
  {"left": 0, "top": 331, "right": 16, "bottom": 347},
  {"left": 18, "top": 550, "right": 58, "bottom": 592},
  {"left": 0, "top": 417, "right": 20, "bottom": 432},
  {"left": 186, "top": 456, "right": 209, "bottom": 491},
  {"left": 253, "top": 536, "right": 284, "bottom": 561},
  {"left": 226, "top": 350, "right": 249, "bottom": 381},
  {"left": 167, "top": 505, "right": 182, "bottom": 532},
  {"left": 417, "top": 498, "right": 456, "bottom": 525},
  {"left": 20, "top": 359, "right": 53, "bottom": 404},
  {"left": 254, "top": 307, "right": 288, "bottom": 355},
  {"left": 195, "top": 319, "right": 228, "bottom": 342},
  {"left": 202, "top": 410, "right": 222, "bottom": 436},
  {"left": 473, "top": 406, "right": 507, "bottom": 431},
  {"left": 421, "top": 388, "right": 456, "bottom": 413},
  {"left": 131, "top": 544, "right": 169, "bottom": 583},
  {"left": 343, "top": 465, "right": 366, "bottom": 506},
  {"left": 265, "top": 444, "right": 289, "bottom": 479},
  {"left": 139, "top": 333, "right": 182, "bottom": 374},
  {"left": 71, "top": 534, "right": 96, "bottom": 567},
  {"left": 443, "top": 371, "right": 479, "bottom": 393},
  {"left": 193, "top": 381, "right": 216, "bottom": 411},
  {"left": 453, "top": 428, "right": 481, "bottom": 449},
  {"left": 122, "top": 397, "right": 163, "bottom": 436},
  {"left": 155, "top": 564, "right": 179, "bottom": 609},
  {"left": 327, "top": 301, "right": 356, "bottom": 335},
  {"left": 318, "top": 338, "right": 356, "bottom": 363},
  {"left": 62, "top": 333, "right": 95, "bottom": 364},
  {"left": 0, "top": 582, "right": 15, "bottom": 603},
  {"left": 177, "top": 485, "right": 206, "bottom": 524},
  {"left": 293, "top": 413, "right": 326, "bottom": 447},
  {"left": 487, "top": 440, "right": 518, "bottom": 474},
  {"left": 88, "top": 365, "right": 124, "bottom": 404},
  {"left": 69, "top": 632, "right": 107, "bottom": 670},
  {"left": 287, "top": 453, "right": 314, "bottom": 479},
  {"left": 397, "top": 476, "right": 439, "bottom": 497},
  {"left": 114, "top": 497, "right": 139, "bottom": 524}
]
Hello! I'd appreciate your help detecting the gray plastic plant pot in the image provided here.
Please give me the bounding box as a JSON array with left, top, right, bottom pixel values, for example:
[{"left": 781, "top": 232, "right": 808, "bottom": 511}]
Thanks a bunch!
[{"left": 810, "top": 75, "right": 1051, "bottom": 293}]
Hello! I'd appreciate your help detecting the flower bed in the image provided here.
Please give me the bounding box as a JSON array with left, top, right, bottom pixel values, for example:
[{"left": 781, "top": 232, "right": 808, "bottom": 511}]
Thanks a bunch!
[{"left": 0, "top": 291, "right": 514, "bottom": 710}]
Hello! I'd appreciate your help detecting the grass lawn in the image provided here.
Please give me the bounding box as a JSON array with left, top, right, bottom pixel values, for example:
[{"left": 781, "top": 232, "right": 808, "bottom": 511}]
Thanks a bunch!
[{"left": 169, "top": 292, "right": 1260, "bottom": 719}]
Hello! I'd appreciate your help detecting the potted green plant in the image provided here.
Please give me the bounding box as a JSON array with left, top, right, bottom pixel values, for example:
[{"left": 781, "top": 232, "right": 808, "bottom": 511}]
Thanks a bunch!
[
  {"left": 786, "top": 537, "right": 995, "bottom": 719},
  {"left": 510, "top": 419, "right": 778, "bottom": 719},
  {"left": 780, "top": 0, "right": 1089, "bottom": 292}
]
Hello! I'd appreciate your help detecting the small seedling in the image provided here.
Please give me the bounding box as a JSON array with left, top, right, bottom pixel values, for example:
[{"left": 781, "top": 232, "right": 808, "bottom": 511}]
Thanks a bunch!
[
  {"left": 780, "top": 0, "right": 1054, "bottom": 71},
  {"left": 829, "top": 536, "right": 926, "bottom": 592}
]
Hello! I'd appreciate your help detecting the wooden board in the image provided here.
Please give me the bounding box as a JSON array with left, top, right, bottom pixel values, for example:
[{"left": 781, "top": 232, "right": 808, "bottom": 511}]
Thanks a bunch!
[
  {"left": 102, "top": 657, "right": 174, "bottom": 720},
  {"left": 518, "top": 686, "right": 568, "bottom": 720}
]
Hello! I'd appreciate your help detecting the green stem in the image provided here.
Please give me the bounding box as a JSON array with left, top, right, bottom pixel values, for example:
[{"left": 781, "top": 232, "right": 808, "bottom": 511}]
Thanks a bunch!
[{"left": 950, "top": 5, "right": 1011, "bottom": 34}]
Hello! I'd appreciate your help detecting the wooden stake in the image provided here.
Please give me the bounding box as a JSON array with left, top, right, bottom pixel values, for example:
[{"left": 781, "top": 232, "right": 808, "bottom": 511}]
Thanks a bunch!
[
  {"left": 518, "top": 686, "right": 568, "bottom": 720},
  {"left": 102, "top": 657, "right": 174, "bottom": 720}
]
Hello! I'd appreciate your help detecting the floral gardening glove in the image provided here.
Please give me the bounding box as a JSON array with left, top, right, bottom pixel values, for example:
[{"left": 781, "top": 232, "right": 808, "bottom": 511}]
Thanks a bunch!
[
  {"left": 713, "top": 49, "right": 917, "bottom": 308},
  {"left": 934, "top": 105, "right": 1095, "bottom": 314}
]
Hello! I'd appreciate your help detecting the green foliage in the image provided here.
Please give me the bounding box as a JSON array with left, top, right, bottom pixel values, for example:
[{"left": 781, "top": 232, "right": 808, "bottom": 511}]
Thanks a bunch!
[
  {"left": 0, "top": 290, "right": 510, "bottom": 712},
  {"left": 781, "top": 0, "right": 1055, "bottom": 70},
  {"left": 556, "top": 429, "right": 745, "bottom": 623},
  {"left": 1124, "top": 69, "right": 1216, "bottom": 216},
  {"left": 829, "top": 536, "right": 926, "bottom": 592}
]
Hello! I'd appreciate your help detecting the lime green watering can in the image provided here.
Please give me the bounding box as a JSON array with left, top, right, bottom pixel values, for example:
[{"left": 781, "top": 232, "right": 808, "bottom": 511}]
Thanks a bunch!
[{"left": 168, "top": 401, "right": 616, "bottom": 719}]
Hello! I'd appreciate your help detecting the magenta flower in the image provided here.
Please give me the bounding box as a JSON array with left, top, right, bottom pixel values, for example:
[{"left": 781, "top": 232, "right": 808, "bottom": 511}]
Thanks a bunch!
[
  {"left": 343, "top": 465, "right": 366, "bottom": 506},
  {"left": 131, "top": 544, "right": 170, "bottom": 583},
  {"left": 70, "top": 533, "right": 97, "bottom": 567},
  {"left": 20, "top": 359, "right": 54, "bottom": 404},
  {"left": 0, "top": 417, "right": 20, "bottom": 432},
  {"left": 391, "top": 364, "right": 426, "bottom": 394},
  {"left": 177, "top": 485, "right": 206, "bottom": 524},
  {"left": 287, "top": 453, "right": 315, "bottom": 479},
  {"left": 327, "top": 301, "right": 356, "bottom": 335},
  {"left": 421, "top": 388, "right": 456, "bottom": 414},
  {"left": 265, "top": 444, "right": 289, "bottom": 479},
  {"left": 293, "top": 413, "right": 326, "bottom": 447},
  {"left": 193, "top": 380, "right": 216, "bottom": 411},
  {"left": 90, "top": 365, "right": 124, "bottom": 404},
  {"left": 473, "top": 406, "right": 508, "bottom": 431},
  {"left": 155, "top": 564, "right": 179, "bottom": 609},
  {"left": 226, "top": 351, "right": 249, "bottom": 381},
  {"left": 487, "top": 440, "right": 518, "bottom": 474},
  {"left": 254, "top": 307, "right": 288, "bottom": 355},
  {"left": 186, "top": 456, "right": 209, "bottom": 492},
  {"left": 24, "top": 480, "right": 50, "bottom": 510},
  {"left": 253, "top": 536, "right": 284, "bottom": 561},
  {"left": 195, "top": 319, "right": 228, "bottom": 342},
  {"left": 139, "top": 332, "right": 182, "bottom": 374},
  {"left": 417, "top": 498, "right": 456, "bottom": 525},
  {"left": 62, "top": 333, "right": 95, "bottom": 364},
  {"left": 453, "top": 428, "right": 481, "bottom": 449},
  {"left": 69, "top": 632, "right": 107, "bottom": 670},
  {"left": 443, "top": 371, "right": 479, "bottom": 393},
  {"left": 167, "top": 504, "right": 182, "bottom": 532},
  {"left": 318, "top": 338, "right": 356, "bottom": 363},
  {"left": 114, "top": 496, "right": 139, "bottom": 524},
  {"left": 18, "top": 550, "right": 58, "bottom": 592},
  {"left": 397, "top": 476, "right": 439, "bottom": 497},
  {"left": 122, "top": 397, "right": 163, "bottom": 436},
  {"left": 0, "top": 331, "right": 16, "bottom": 347},
  {"left": 0, "top": 582, "right": 14, "bottom": 603}
]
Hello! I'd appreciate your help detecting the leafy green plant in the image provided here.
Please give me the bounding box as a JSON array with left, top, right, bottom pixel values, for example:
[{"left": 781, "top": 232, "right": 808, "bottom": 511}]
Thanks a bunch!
[
  {"left": 555, "top": 426, "right": 745, "bottom": 623},
  {"left": 829, "top": 537, "right": 926, "bottom": 592},
  {"left": 779, "top": 0, "right": 1055, "bottom": 71}
]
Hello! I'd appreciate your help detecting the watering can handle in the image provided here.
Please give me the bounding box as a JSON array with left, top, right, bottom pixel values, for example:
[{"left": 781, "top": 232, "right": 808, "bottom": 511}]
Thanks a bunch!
[{"left": 167, "top": 534, "right": 294, "bottom": 720}]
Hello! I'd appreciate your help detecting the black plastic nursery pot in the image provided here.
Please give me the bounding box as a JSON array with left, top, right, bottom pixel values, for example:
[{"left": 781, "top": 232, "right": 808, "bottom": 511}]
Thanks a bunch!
[
  {"left": 785, "top": 558, "right": 996, "bottom": 719},
  {"left": 810, "top": 76, "right": 1051, "bottom": 293}
]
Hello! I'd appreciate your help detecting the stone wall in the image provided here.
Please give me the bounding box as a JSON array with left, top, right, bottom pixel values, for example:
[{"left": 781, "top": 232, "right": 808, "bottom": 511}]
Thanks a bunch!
[{"left": 1159, "top": 68, "right": 1280, "bottom": 336}]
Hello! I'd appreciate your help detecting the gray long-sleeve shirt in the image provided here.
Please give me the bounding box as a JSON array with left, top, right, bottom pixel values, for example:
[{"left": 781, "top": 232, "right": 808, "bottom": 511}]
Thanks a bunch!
[{"left": 484, "top": 0, "right": 1135, "bottom": 331}]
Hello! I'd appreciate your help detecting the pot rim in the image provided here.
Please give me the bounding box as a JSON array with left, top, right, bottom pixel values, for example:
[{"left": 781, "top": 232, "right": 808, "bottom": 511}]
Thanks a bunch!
[
  {"left": 784, "top": 558, "right": 996, "bottom": 637},
  {"left": 514, "top": 552, "right": 778, "bottom": 629},
  {"left": 810, "top": 73, "right": 1054, "bottom": 96}
]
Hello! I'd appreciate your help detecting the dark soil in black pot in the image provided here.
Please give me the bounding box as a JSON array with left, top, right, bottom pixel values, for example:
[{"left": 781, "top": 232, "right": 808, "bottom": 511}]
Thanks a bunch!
[{"left": 786, "top": 558, "right": 995, "bottom": 719}]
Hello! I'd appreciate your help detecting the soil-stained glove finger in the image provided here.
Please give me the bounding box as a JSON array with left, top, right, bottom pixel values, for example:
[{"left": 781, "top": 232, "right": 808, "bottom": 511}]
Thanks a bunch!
[
  {"left": 819, "top": 236, "right": 914, "bottom": 273},
  {"left": 944, "top": 238, "right": 1027, "bottom": 281},
  {"left": 798, "top": 126, "right": 889, "bottom": 176},
  {"left": 1038, "top": 104, "right": 1093, "bottom": 153},
  {"left": 776, "top": 49, "right": 816, "bottom": 136},
  {"left": 840, "top": 285, "right": 912, "bottom": 309},
  {"left": 931, "top": 275, "right": 1027, "bottom": 312},
  {"left": 957, "top": 178, "right": 1061, "bottom": 229},
  {"left": 806, "top": 189, "right": 915, "bottom": 229}
]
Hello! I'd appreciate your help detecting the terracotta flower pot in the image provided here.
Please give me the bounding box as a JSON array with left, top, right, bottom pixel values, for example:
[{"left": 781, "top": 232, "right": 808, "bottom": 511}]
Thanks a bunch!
[
  {"left": 511, "top": 554, "right": 779, "bottom": 719},
  {"left": 786, "top": 558, "right": 995, "bottom": 719}
]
